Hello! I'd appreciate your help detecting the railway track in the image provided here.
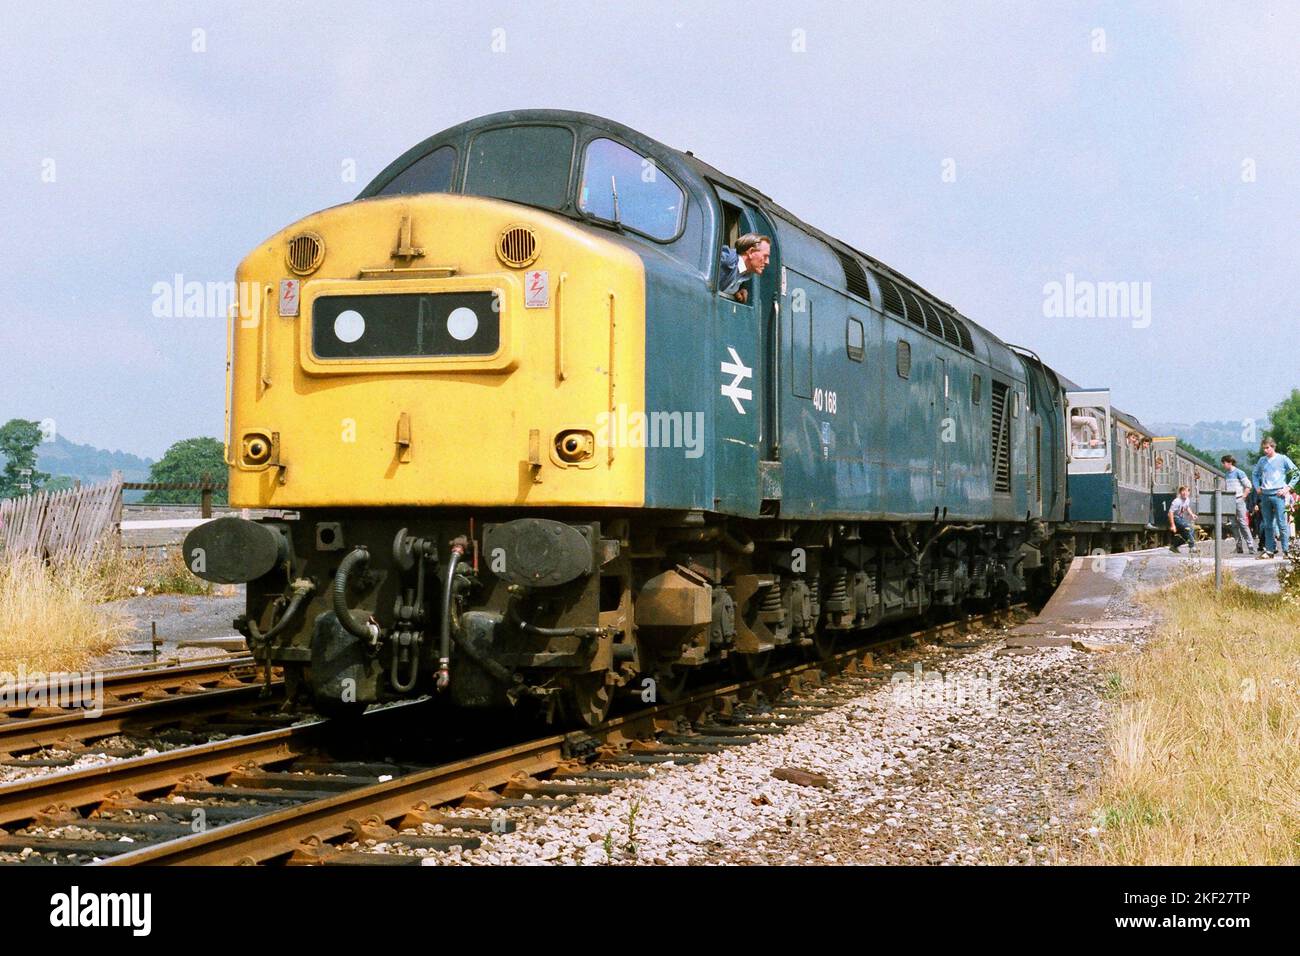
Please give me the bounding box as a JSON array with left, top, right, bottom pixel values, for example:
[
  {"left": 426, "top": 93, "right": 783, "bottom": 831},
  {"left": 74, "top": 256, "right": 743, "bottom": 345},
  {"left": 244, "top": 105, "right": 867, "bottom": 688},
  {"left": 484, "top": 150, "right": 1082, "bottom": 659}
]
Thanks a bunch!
[
  {"left": 1, "top": 655, "right": 257, "bottom": 720},
  {"left": 0, "top": 605, "right": 1025, "bottom": 866},
  {"left": 0, "top": 656, "right": 286, "bottom": 765}
]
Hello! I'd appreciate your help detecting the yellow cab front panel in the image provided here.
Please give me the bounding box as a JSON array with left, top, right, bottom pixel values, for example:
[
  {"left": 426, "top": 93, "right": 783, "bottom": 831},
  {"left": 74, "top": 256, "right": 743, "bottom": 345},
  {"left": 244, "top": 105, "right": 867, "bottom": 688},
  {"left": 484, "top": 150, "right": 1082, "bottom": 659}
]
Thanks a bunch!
[{"left": 225, "top": 194, "right": 647, "bottom": 509}]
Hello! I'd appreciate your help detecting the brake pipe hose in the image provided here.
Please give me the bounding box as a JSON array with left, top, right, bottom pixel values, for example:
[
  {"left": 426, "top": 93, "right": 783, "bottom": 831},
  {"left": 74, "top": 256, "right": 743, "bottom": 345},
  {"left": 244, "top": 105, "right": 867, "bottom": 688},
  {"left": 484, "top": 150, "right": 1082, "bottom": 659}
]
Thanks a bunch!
[{"left": 333, "top": 547, "right": 381, "bottom": 645}]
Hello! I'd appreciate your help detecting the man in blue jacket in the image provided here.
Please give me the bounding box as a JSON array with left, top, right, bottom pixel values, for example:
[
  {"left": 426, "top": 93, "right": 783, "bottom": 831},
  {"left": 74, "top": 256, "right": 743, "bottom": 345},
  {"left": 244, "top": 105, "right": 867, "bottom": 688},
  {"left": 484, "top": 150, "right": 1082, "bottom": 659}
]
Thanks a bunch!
[
  {"left": 718, "top": 233, "right": 771, "bottom": 304},
  {"left": 1252, "top": 438, "right": 1298, "bottom": 557}
]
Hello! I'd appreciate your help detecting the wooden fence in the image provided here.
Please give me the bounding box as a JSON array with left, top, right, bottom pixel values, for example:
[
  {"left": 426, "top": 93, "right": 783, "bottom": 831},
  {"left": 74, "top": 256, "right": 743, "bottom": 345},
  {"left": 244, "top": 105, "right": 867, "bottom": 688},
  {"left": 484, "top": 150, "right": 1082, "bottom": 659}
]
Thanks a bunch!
[{"left": 0, "top": 476, "right": 123, "bottom": 564}]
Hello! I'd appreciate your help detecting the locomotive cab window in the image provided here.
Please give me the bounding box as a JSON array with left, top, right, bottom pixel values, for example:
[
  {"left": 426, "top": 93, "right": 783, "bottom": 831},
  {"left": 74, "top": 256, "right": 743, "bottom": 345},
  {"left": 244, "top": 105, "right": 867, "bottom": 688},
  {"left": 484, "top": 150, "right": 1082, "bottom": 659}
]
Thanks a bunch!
[
  {"left": 720, "top": 201, "right": 742, "bottom": 249},
  {"left": 465, "top": 126, "right": 574, "bottom": 211},
  {"left": 377, "top": 145, "right": 457, "bottom": 196},
  {"left": 578, "top": 138, "right": 684, "bottom": 240}
]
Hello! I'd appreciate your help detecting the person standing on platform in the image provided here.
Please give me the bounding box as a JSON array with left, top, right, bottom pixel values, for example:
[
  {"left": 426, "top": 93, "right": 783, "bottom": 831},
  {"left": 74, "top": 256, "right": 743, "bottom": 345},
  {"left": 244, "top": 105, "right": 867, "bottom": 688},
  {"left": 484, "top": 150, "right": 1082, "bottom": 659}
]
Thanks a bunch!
[
  {"left": 1252, "top": 438, "right": 1299, "bottom": 558},
  {"left": 1220, "top": 455, "right": 1256, "bottom": 554}
]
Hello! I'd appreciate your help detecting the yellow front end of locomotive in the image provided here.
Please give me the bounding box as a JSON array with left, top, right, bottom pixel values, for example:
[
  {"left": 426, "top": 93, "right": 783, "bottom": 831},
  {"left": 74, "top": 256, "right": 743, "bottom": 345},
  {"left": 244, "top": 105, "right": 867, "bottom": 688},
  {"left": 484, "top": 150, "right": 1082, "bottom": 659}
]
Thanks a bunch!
[{"left": 224, "top": 194, "right": 646, "bottom": 508}]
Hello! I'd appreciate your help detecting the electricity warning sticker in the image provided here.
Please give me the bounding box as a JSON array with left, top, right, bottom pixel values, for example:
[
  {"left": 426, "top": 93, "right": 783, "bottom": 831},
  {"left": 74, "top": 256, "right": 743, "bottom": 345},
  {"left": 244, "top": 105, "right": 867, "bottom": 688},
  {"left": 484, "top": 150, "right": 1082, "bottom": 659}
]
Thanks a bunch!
[
  {"left": 279, "top": 279, "right": 300, "bottom": 317},
  {"left": 524, "top": 270, "right": 549, "bottom": 308}
]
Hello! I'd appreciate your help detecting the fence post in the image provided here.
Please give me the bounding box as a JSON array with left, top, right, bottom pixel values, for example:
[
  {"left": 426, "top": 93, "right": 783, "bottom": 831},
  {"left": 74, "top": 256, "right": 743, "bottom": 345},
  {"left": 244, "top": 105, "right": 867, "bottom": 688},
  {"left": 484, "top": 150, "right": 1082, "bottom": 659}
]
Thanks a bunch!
[
  {"left": 110, "top": 470, "right": 124, "bottom": 539},
  {"left": 1214, "top": 478, "right": 1223, "bottom": 593},
  {"left": 200, "top": 472, "right": 213, "bottom": 519}
]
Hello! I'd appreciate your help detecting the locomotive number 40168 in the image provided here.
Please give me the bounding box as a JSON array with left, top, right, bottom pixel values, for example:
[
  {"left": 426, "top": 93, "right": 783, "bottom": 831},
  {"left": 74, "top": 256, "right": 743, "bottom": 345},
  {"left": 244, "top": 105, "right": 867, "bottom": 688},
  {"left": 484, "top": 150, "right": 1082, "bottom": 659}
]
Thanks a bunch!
[{"left": 812, "top": 388, "right": 837, "bottom": 414}]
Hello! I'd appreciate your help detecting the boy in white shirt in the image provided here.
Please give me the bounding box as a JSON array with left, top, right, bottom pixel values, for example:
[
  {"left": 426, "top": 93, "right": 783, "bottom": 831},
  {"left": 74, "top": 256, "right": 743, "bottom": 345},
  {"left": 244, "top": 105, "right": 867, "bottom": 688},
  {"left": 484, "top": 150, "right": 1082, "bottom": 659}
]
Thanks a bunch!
[{"left": 1168, "top": 485, "right": 1198, "bottom": 554}]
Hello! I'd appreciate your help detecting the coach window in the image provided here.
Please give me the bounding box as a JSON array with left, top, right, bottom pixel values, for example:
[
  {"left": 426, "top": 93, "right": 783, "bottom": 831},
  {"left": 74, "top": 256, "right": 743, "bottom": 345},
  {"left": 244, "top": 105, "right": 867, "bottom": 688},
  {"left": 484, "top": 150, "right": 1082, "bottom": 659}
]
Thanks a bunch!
[
  {"left": 378, "top": 146, "right": 457, "bottom": 196},
  {"left": 1070, "top": 406, "right": 1107, "bottom": 459},
  {"left": 972, "top": 372, "right": 982, "bottom": 404},
  {"left": 579, "top": 138, "right": 685, "bottom": 241}
]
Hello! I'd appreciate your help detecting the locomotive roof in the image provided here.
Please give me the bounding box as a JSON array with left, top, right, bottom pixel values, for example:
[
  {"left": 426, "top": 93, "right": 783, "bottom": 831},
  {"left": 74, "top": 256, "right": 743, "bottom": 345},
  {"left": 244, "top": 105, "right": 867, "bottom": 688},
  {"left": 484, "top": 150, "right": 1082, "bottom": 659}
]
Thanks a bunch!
[{"left": 363, "top": 109, "right": 1014, "bottom": 364}]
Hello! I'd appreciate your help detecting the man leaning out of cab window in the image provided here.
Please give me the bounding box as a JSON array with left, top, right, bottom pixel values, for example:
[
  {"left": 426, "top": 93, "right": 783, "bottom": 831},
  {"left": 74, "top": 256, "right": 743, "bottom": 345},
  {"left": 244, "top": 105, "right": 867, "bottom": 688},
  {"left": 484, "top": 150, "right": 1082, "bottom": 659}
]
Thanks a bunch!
[{"left": 719, "top": 233, "right": 771, "bottom": 304}]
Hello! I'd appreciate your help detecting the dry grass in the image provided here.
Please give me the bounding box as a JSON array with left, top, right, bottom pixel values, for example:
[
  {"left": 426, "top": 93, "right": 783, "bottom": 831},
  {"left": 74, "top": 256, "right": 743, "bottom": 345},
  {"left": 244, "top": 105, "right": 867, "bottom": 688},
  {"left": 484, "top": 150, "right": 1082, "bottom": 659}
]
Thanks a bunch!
[
  {"left": 92, "top": 545, "right": 212, "bottom": 601},
  {"left": 1084, "top": 572, "right": 1300, "bottom": 864},
  {"left": 0, "top": 554, "right": 130, "bottom": 672},
  {"left": 0, "top": 544, "right": 212, "bottom": 672}
]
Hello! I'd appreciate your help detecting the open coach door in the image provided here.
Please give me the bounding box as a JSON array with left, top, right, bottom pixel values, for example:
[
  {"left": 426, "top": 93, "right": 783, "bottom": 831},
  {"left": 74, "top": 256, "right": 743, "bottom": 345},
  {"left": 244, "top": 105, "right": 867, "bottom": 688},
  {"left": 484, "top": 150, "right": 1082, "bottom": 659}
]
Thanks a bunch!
[
  {"left": 1065, "top": 389, "right": 1114, "bottom": 522},
  {"left": 1066, "top": 390, "right": 1112, "bottom": 474}
]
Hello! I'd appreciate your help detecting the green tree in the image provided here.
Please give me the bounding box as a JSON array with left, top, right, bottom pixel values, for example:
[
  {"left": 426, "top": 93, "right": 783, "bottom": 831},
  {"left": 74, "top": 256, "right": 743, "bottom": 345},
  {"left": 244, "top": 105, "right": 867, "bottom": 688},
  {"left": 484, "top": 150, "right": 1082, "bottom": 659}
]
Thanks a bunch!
[
  {"left": 143, "top": 437, "right": 228, "bottom": 505},
  {"left": 1263, "top": 389, "right": 1300, "bottom": 461},
  {"left": 0, "top": 419, "right": 50, "bottom": 499},
  {"left": 1176, "top": 438, "right": 1216, "bottom": 465}
]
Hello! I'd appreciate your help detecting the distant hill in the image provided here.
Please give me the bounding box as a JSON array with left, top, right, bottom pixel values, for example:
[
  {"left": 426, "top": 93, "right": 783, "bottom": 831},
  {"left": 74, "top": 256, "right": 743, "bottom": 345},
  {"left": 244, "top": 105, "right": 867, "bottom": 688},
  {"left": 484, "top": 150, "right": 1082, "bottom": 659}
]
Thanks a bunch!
[
  {"left": 0, "top": 434, "right": 153, "bottom": 500},
  {"left": 1147, "top": 419, "right": 1269, "bottom": 459},
  {"left": 34, "top": 434, "right": 153, "bottom": 485}
]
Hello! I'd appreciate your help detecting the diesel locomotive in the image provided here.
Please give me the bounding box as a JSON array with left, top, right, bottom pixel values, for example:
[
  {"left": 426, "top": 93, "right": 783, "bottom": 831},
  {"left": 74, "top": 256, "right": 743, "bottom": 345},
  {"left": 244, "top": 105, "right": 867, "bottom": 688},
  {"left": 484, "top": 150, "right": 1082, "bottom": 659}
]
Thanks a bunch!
[{"left": 186, "top": 109, "right": 1224, "bottom": 725}]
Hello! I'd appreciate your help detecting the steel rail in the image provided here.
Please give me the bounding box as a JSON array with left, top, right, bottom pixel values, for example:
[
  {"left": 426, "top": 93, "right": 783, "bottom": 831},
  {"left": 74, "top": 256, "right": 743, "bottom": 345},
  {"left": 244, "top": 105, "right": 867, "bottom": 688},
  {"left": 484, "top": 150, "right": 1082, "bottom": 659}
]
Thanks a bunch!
[
  {"left": 101, "top": 605, "right": 1023, "bottom": 866},
  {"left": 1, "top": 655, "right": 257, "bottom": 718},
  {"left": 0, "top": 682, "right": 283, "bottom": 755},
  {"left": 0, "top": 720, "right": 326, "bottom": 829}
]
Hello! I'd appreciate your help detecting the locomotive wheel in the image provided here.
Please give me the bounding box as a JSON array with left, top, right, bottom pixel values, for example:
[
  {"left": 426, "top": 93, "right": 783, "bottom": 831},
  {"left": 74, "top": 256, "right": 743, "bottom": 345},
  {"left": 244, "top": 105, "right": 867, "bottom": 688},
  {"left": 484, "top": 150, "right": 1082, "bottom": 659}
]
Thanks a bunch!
[
  {"left": 732, "top": 650, "right": 772, "bottom": 681},
  {"left": 561, "top": 672, "right": 613, "bottom": 727}
]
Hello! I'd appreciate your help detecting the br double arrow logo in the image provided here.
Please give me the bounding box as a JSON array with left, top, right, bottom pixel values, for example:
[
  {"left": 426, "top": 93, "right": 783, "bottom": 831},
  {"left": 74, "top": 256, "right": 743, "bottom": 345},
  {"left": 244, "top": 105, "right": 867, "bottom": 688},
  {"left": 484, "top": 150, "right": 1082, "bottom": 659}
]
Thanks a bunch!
[{"left": 720, "top": 346, "right": 753, "bottom": 414}]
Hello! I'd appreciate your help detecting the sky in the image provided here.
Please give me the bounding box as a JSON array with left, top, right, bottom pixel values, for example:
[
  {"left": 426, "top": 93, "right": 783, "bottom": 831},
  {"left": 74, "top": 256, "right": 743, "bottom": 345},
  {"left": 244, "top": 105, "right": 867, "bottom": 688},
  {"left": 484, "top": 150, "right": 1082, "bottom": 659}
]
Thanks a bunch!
[{"left": 1, "top": 0, "right": 1295, "bottom": 459}]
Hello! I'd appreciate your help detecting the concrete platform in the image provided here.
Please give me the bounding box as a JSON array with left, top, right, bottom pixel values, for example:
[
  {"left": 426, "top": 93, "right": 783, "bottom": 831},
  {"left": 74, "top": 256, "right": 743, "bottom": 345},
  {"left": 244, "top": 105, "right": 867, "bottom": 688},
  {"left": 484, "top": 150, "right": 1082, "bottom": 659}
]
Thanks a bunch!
[
  {"left": 1017, "top": 554, "right": 1133, "bottom": 636},
  {"left": 1008, "top": 545, "right": 1283, "bottom": 644}
]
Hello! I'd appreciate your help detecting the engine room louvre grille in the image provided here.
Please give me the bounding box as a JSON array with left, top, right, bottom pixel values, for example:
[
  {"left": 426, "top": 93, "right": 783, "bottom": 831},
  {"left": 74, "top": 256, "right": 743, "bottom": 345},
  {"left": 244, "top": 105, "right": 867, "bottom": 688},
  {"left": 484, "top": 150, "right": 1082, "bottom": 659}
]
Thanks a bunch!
[
  {"left": 954, "top": 316, "right": 974, "bottom": 351},
  {"left": 834, "top": 250, "right": 872, "bottom": 301},
  {"left": 923, "top": 300, "right": 949, "bottom": 342},
  {"left": 873, "top": 271, "right": 907, "bottom": 319},
  {"left": 909, "top": 291, "right": 943, "bottom": 338},
  {"left": 900, "top": 287, "right": 925, "bottom": 327},
  {"left": 934, "top": 305, "right": 963, "bottom": 348},
  {"left": 991, "top": 380, "right": 1012, "bottom": 494},
  {"left": 896, "top": 339, "right": 911, "bottom": 378}
]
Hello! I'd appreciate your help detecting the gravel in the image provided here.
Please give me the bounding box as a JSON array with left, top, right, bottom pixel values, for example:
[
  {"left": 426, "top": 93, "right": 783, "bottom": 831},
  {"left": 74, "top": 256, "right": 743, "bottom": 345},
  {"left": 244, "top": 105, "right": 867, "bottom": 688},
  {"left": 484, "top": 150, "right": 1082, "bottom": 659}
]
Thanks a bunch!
[
  {"left": 390, "top": 548, "right": 1268, "bottom": 866},
  {"left": 395, "top": 628, "right": 1115, "bottom": 866}
]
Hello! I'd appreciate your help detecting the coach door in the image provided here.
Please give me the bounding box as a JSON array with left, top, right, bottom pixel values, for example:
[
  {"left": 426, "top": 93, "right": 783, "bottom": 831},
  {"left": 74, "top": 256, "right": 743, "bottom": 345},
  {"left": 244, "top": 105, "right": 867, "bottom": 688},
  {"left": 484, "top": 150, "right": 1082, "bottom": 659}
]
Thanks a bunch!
[
  {"left": 1150, "top": 436, "right": 1177, "bottom": 523},
  {"left": 713, "top": 185, "right": 780, "bottom": 514}
]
